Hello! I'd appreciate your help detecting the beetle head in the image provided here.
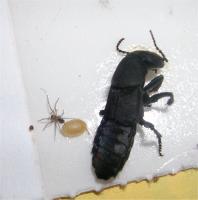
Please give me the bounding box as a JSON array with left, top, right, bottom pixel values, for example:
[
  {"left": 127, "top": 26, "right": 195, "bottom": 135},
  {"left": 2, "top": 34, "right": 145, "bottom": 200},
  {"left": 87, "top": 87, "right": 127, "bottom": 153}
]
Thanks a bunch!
[{"left": 136, "top": 51, "right": 165, "bottom": 69}]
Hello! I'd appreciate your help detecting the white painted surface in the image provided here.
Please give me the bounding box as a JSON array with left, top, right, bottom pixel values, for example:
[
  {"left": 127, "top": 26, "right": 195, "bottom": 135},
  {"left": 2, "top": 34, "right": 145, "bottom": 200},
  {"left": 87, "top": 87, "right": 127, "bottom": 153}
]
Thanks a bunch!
[
  {"left": 6, "top": 0, "right": 198, "bottom": 198},
  {"left": 0, "top": 0, "right": 44, "bottom": 199}
]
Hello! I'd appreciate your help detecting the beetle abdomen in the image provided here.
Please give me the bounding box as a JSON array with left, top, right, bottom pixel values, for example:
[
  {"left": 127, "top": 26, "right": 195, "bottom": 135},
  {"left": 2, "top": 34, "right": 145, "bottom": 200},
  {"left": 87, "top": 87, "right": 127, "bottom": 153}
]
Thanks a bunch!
[{"left": 92, "top": 120, "right": 136, "bottom": 180}]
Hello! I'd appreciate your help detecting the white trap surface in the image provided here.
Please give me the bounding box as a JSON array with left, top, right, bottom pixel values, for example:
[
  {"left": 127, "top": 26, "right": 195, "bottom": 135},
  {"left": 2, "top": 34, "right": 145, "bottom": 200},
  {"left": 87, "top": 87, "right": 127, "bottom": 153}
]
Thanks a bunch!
[{"left": 4, "top": 0, "right": 198, "bottom": 198}]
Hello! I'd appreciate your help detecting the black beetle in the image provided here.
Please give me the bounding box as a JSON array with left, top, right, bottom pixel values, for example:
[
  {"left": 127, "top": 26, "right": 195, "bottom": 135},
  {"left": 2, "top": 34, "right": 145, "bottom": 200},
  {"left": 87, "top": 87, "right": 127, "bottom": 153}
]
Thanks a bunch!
[{"left": 92, "top": 31, "right": 174, "bottom": 180}]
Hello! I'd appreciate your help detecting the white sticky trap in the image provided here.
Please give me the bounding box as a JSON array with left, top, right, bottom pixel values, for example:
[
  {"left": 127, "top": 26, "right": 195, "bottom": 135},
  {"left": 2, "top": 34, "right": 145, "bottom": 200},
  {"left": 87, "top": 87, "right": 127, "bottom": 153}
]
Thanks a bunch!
[{"left": 6, "top": 0, "right": 198, "bottom": 198}]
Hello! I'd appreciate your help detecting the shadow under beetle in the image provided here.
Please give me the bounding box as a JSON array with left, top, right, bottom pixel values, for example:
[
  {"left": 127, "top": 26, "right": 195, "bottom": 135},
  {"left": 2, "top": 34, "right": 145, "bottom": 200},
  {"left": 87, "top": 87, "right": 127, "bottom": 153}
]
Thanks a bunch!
[{"left": 92, "top": 31, "right": 174, "bottom": 180}]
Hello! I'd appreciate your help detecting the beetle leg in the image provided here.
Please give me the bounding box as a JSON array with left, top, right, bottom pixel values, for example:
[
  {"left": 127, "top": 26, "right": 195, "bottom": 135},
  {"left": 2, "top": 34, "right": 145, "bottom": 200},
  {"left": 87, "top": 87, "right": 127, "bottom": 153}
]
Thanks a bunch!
[
  {"left": 139, "top": 119, "right": 163, "bottom": 156},
  {"left": 144, "top": 92, "right": 174, "bottom": 106},
  {"left": 143, "top": 75, "right": 174, "bottom": 106},
  {"left": 144, "top": 75, "right": 164, "bottom": 94}
]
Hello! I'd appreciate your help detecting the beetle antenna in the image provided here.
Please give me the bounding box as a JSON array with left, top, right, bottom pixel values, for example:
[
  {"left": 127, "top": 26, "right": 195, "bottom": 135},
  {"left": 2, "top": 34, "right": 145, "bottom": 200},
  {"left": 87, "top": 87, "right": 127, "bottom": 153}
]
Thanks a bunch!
[
  {"left": 149, "top": 30, "right": 168, "bottom": 62},
  {"left": 116, "top": 38, "right": 130, "bottom": 54}
]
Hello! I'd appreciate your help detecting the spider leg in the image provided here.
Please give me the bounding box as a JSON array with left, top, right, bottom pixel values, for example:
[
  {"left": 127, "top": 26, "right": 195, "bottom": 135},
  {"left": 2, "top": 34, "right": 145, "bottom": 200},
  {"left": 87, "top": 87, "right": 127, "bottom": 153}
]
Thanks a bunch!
[
  {"left": 54, "top": 97, "right": 60, "bottom": 113},
  {"left": 46, "top": 94, "right": 55, "bottom": 113},
  {"left": 40, "top": 88, "right": 55, "bottom": 113},
  {"left": 86, "top": 128, "right": 91, "bottom": 135},
  {"left": 39, "top": 121, "right": 51, "bottom": 124},
  {"left": 57, "top": 123, "right": 61, "bottom": 131},
  {"left": 38, "top": 117, "right": 50, "bottom": 122},
  {"left": 54, "top": 122, "right": 58, "bottom": 142},
  {"left": 60, "top": 110, "right": 74, "bottom": 120},
  {"left": 42, "top": 121, "right": 52, "bottom": 131},
  {"left": 62, "top": 117, "right": 74, "bottom": 120},
  {"left": 61, "top": 110, "right": 64, "bottom": 117}
]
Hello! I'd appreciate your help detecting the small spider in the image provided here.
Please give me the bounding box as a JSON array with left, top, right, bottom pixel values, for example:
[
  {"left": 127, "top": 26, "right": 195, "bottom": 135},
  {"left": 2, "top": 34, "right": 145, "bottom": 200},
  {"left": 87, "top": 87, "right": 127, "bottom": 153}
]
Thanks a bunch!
[{"left": 38, "top": 92, "right": 72, "bottom": 140}]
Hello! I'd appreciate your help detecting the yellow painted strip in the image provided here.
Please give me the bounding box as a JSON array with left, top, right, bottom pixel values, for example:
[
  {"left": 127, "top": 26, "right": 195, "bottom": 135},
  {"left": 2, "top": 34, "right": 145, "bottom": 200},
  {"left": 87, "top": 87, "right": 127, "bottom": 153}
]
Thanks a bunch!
[{"left": 59, "top": 169, "right": 198, "bottom": 200}]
